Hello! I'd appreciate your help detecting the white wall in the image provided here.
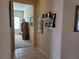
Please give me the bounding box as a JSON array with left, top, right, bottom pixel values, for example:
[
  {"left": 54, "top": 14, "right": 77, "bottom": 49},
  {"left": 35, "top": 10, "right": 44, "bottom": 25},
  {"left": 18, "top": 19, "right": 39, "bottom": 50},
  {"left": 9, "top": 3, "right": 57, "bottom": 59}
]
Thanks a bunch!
[
  {"left": 36, "top": 0, "right": 54, "bottom": 58},
  {"left": 37, "top": 0, "right": 64, "bottom": 59},
  {"left": 14, "top": 10, "right": 24, "bottom": 22},
  {"left": 61, "top": 0, "right": 79, "bottom": 59},
  {"left": 39, "top": 28, "right": 54, "bottom": 58},
  {"left": 24, "top": 5, "right": 33, "bottom": 22},
  {"left": 0, "top": 0, "right": 11, "bottom": 59},
  {"left": 51, "top": 0, "right": 64, "bottom": 59},
  {"left": 43, "top": 0, "right": 79, "bottom": 59}
]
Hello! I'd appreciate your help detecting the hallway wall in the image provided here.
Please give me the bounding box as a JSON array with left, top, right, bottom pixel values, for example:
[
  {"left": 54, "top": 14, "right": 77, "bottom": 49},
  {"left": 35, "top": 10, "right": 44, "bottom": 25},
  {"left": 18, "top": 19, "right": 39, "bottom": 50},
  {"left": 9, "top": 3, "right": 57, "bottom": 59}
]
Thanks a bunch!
[
  {"left": 37, "top": 0, "right": 54, "bottom": 58},
  {"left": 37, "top": 0, "right": 79, "bottom": 59},
  {"left": 0, "top": 0, "right": 11, "bottom": 59},
  {"left": 37, "top": 0, "right": 64, "bottom": 59},
  {"left": 51, "top": 0, "right": 64, "bottom": 59},
  {"left": 61, "top": 0, "right": 79, "bottom": 59}
]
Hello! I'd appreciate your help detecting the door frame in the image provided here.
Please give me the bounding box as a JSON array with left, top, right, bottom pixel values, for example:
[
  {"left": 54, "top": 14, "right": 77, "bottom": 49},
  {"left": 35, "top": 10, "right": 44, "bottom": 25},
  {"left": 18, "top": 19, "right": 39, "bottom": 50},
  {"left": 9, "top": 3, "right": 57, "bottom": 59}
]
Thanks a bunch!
[
  {"left": 10, "top": 1, "right": 38, "bottom": 56},
  {"left": 9, "top": 0, "right": 15, "bottom": 58}
]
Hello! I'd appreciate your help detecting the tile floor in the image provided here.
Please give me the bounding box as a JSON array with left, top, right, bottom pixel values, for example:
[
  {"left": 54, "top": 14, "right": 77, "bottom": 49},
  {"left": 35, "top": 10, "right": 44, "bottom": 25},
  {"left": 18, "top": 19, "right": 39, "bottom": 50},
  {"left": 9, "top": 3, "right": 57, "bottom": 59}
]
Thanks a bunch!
[
  {"left": 15, "top": 35, "right": 32, "bottom": 49},
  {"left": 13, "top": 47, "right": 48, "bottom": 59}
]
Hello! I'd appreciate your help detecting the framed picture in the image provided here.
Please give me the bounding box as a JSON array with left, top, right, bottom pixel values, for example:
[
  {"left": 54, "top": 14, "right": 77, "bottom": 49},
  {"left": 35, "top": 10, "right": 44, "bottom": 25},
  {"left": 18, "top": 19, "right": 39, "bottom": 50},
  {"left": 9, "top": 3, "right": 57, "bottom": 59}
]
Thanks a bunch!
[
  {"left": 9, "top": 1, "right": 11, "bottom": 28},
  {"left": 45, "top": 18, "right": 50, "bottom": 27},
  {"left": 45, "top": 13, "right": 56, "bottom": 28},
  {"left": 50, "top": 14, "right": 56, "bottom": 27},
  {"left": 38, "top": 16, "right": 43, "bottom": 33},
  {"left": 30, "top": 17, "right": 34, "bottom": 26},
  {"left": 74, "top": 5, "right": 79, "bottom": 32}
]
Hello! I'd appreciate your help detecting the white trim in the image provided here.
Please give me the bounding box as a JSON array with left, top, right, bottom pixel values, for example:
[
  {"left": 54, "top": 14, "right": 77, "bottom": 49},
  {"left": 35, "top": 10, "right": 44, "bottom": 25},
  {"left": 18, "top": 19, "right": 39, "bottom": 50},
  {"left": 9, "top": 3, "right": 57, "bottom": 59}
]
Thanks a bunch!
[{"left": 39, "top": 48, "right": 50, "bottom": 59}]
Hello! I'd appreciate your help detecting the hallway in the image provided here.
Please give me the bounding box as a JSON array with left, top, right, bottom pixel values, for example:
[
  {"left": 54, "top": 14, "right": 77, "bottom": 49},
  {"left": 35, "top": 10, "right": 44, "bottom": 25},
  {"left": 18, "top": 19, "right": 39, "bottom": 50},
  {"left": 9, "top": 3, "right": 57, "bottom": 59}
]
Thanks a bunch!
[{"left": 13, "top": 47, "right": 48, "bottom": 59}]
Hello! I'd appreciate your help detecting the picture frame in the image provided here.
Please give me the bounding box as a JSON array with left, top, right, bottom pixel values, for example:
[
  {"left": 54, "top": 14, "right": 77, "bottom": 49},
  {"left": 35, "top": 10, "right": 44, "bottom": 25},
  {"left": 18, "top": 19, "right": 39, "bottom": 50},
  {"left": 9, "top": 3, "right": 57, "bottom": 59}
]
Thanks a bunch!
[
  {"left": 30, "top": 17, "right": 34, "bottom": 26},
  {"left": 9, "top": 1, "right": 11, "bottom": 28},
  {"left": 45, "top": 19, "right": 50, "bottom": 27},
  {"left": 45, "top": 13, "right": 56, "bottom": 28},
  {"left": 74, "top": 5, "right": 79, "bottom": 32},
  {"left": 50, "top": 14, "right": 56, "bottom": 27},
  {"left": 38, "top": 16, "right": 43, "bottom": 33}
]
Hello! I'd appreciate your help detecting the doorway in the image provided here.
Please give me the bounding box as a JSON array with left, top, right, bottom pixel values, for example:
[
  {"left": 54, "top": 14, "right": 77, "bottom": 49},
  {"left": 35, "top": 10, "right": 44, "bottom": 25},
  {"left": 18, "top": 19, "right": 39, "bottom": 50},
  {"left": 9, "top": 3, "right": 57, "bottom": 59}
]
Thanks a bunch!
[{"left": 13, "top": 2, "right": 34, "bottom": 49}]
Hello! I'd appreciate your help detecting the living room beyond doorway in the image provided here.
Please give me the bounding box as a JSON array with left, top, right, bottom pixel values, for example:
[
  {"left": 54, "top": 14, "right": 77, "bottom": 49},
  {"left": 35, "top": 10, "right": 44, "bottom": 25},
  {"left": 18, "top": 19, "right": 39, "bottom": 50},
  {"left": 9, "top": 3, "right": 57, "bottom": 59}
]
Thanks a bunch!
[{"left": 13, "top": 2, "right": 34, "bottom": 49}]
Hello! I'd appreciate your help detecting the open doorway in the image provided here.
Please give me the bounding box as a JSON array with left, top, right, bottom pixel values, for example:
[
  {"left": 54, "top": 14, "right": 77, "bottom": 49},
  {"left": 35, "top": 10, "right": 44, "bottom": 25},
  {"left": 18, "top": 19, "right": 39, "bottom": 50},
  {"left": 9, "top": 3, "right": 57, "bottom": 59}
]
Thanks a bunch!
[{"left": 13, "top": 2, "right": 34, "bottom": 49}]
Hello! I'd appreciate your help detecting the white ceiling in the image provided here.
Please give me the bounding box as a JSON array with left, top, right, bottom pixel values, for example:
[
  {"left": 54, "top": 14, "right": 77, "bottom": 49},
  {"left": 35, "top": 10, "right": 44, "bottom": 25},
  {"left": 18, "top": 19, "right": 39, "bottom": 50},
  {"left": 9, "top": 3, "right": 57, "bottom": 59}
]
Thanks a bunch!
[{"left": 13, "top": 2, "right": 30, "bottom": 11}]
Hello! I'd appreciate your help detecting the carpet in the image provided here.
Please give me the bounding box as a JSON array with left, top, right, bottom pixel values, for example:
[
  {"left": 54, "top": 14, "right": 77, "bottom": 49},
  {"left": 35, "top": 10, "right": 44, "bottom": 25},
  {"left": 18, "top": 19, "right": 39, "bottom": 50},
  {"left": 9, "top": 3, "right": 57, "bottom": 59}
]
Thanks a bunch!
[{"left": 15, "top": 35, "right": 32, "bottom": 49}]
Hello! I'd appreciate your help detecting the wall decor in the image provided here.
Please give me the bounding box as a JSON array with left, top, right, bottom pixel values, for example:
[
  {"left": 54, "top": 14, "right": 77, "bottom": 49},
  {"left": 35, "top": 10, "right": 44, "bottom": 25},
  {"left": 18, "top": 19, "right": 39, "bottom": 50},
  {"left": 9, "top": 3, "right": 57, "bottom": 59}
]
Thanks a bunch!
[
  {"left": 45, "top": 12, "right": 56, "bottom": 28},
  {"left": 30, "top": 17, "right": 34, "bottom": 26},
  {"left": 47, "top": 12, "right": 52, "bottom": 17},
  {"left": 42, "top": 14, "right": 45, "bottom": 18},
  {"left": 9, "top": 1, "right": 12, "bottom": 28},
  {"left": 51, "top": 14, "right": 56, "bottom": 27},
  {"left": 38, "top": 16, "right": 43, "bottom": 33},
  {"left": 45, "top": 18, "right": 50, "bottom": 27},
  {"left": 74, "top": 5, "right": 79, "bottom": 32},
  {"left": 38, "top": 12, "right": 56, "bottom": 33}
]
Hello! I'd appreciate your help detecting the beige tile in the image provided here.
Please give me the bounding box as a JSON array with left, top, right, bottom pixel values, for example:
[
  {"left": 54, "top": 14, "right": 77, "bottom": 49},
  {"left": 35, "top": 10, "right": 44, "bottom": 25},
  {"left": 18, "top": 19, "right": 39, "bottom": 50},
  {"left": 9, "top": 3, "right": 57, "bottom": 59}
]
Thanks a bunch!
[{"left": 14, "top": 46, "right": 48, "bottom": 59}]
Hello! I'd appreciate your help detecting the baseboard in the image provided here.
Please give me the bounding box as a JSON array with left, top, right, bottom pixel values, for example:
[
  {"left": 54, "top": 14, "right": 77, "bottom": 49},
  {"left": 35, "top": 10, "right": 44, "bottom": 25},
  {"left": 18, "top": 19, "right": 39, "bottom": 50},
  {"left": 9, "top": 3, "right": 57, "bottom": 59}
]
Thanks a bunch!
[{"left": 39, "top": 48, "right": 50, "bottom": 59}]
